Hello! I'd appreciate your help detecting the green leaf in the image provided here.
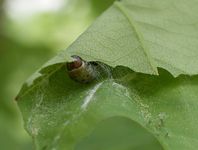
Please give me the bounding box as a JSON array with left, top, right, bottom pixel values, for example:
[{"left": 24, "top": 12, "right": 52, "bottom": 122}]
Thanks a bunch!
[
  {"left": 76, "top": 116, "right": 163, "bottom": 150},
  {"left": 17, "top": 0, "right": 198, "bottom": 150},
  {"left": 18, "top": 66, "right": 198, "bottom": 150},
  {"left": 67, "top": 0, "right": 198, "bottom": 77},
  {"left": 0, "top": 35, "right": 54, "bottom": 150}
]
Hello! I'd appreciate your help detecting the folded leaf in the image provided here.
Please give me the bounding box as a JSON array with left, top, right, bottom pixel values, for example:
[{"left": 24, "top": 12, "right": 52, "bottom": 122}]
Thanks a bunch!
[
  {"left": 68, "top": 0, "right": 198, "bottom": 76},
  {"left": 17, "top": 0, "right": 198, "bottom": 150}
]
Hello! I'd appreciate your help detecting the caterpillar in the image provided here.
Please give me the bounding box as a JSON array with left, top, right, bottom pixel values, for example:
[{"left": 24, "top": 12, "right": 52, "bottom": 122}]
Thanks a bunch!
[{"left": 66, "top": 55, "right": 99, "bottom": 83}]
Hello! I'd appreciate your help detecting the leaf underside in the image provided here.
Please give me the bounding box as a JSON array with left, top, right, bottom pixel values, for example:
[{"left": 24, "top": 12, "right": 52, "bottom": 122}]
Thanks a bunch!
[{"left": 17, "top": 0, "right": 198, "bottom": 150}]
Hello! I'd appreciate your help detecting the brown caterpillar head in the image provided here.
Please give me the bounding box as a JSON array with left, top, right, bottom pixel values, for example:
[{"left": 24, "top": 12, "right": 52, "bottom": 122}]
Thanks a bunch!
[
  {"left": 66, "top": 55, "right": 97, "bottom": 83},
  {"left": 67, "top": 55, "right": 83, "bottom": 71}
]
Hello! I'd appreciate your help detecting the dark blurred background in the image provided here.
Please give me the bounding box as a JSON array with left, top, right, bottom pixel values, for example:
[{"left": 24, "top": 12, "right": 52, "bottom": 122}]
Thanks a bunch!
[{"left": 0, "top": 0, "right": 114, "bottom": 149}]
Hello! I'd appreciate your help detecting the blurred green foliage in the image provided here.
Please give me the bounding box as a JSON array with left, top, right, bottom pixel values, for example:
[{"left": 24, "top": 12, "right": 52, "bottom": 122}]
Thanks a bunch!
[{"left": 0, "top": 0, "right": 114, "bottom": 149}]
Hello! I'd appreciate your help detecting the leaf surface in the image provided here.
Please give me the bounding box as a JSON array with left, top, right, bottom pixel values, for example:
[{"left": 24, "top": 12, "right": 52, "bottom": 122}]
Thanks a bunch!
[
  {"left": 17, "top": 0, "right": 198, "bottom": 150},
  {"left": 67, "top": 0, "right": 198, "bottom": 76},
  {"left": 18, "top": 66, "right": 198, "bottom": 150}
]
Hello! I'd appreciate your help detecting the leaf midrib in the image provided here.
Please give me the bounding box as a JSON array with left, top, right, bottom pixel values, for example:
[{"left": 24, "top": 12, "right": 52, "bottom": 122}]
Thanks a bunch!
[
  {"left": 18, "top": 1, "right": 160, "bottom": 100},
  {"left": 114, "top": 2, "right": 158, "bottom": 75}
]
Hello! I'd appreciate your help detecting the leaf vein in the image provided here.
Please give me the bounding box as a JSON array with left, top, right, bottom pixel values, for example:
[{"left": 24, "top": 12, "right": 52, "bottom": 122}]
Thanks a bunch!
[{"left": 114, "top": 2, "right": 158, "bottom": 74}]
